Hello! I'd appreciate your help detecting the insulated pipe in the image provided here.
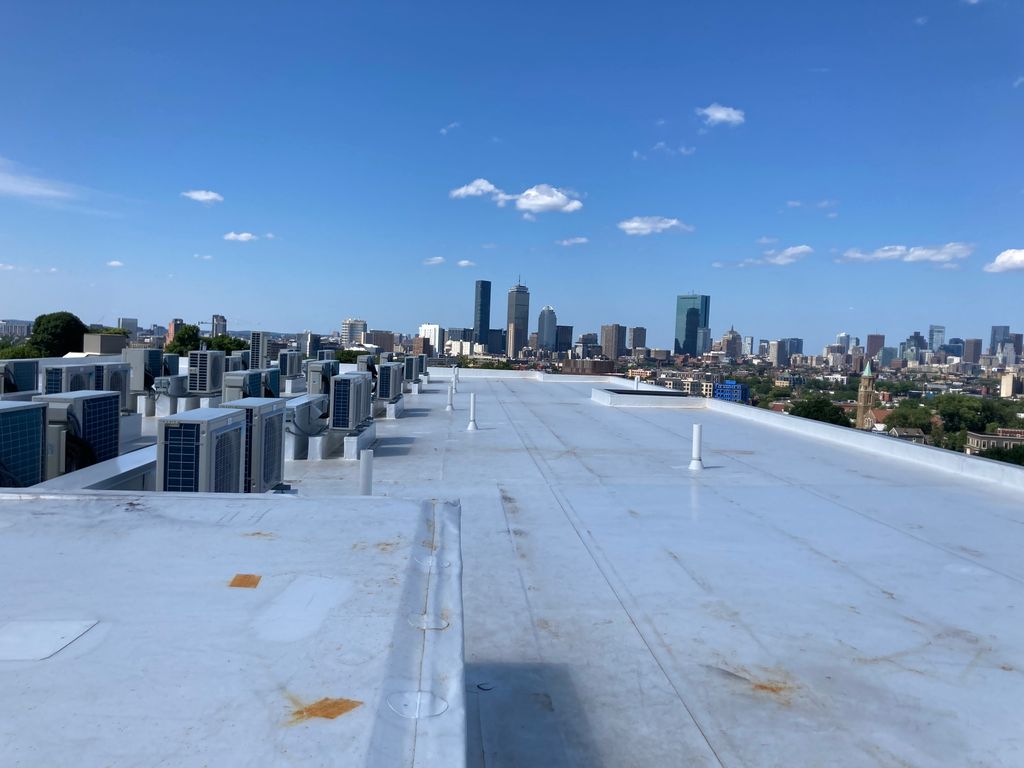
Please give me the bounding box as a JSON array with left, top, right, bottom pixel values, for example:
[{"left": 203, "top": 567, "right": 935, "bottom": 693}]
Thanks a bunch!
[
  {"left": 445, "top": 382, "right": 454, "bottom": 411},
  {"left": 467, "top": 393, "right": 478, "bottom": 431},
  {"left": 168, "top": 396, "right": 178, "bottom": 416},
  {"left": 634, "top": 376, "right": 640, "bottom": 390},
  {"left": 143, "top": 394, "right": 156, "bottom": 417},
  {"left": 688, "top": 423, "right": 704, "bottom": 471},
  {"left": 359, "top": 449, "right": 374, "bottom": 495}
]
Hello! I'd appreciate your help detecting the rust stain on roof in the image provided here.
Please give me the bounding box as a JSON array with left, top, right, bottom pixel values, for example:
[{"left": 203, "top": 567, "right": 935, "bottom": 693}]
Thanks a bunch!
[
  {"left": 287, "top": 695, "right": 362, "bottom": 724},
  {"left": 376, "top": 539, "right": 400, "bottom": 553},
  {"left": 242, "top": 531, "right": 276, "bottom": 539},
  {"left": 229, "top": 573, "right": 261, "bottom": 588}
]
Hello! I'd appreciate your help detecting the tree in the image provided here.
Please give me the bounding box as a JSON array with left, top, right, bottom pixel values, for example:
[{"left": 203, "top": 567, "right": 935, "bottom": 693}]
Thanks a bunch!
[
  {"left": 789, "top": 395, "right": 851, "bottom": 427},
  {"left": 335, "top": 349, "right": 365, "bottom": 364},
  {"left": 206, "top": 334, "right": 249, "bottom": 353},
  {"left": 164, "top": 324, "right": 201, "bottom": 356},
  {"left": 28, "top": 311, "right": 88, "bottom": 357},
  {"left": 979, "top": 444, "right": 1024, "bottom": 467},
  {"left": 0, "top": 342, "right": 43, "bottom": 360},
  {"left": 95, "top": 327, "right": 130, "bottom": 336},
  {"left": 884, "top": 401, "right": 934, "bottom": 433}
]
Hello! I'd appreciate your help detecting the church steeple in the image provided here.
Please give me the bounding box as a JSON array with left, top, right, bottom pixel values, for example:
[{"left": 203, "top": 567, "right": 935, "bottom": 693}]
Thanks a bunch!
[{"left": 856, "top": 360, "right": 877, "bottom": 430}]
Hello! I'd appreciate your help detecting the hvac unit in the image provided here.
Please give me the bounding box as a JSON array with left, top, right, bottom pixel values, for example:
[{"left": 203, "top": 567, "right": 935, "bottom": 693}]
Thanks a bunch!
[
  {"left": 417, "top": 354, "right": 428, "bottom": 374},
  {"left": 378, "top": 362, "right": 404, "bottom": 403},
  {"left": 379, "top": 352, "right": 393, "bottom": 363},
  {"left": 285, "top": 393, "right": 329, "bottom": 438},
  {"left": 153, "top": 374, "right": 189, "bottom": 397},
  {"left": 0, "top": 360, "right": 39, "bottom": 398},
  {"left": 306, "top": 360, "right": 339, "bottom": 395},
  {"left": 278, "top": 351, "right": 303, "bottom": 378},
  {"left": 329, "top": 372, "right": 372, "bottom": 432},
  {"left": 187, "top": 350, "right": 226, "bottom": 395},
  {"left": 403, "top": 356, "right": 421, "bottom": 383},
  {"left": 222, "top": 398, "right": 286, "bottom": 493},
  {"left": 231, "top": 349, "right": 251, "bottom": 369},
  {"left": 93, "top": 362, "right": 132, "bottom": 413},
  {"left": 123, "top": 348, "right": 164, "bottom": 392},
  {"left": 223, "top": 370, "right": 263, "bottom": 403},
  {"left": 162, "top": 353, "right": 180, "bottom": 376},
  {"left": 33, "top": 390, "right": 121, "bottom": 470},
  {"left": 156, "top": 407, "right": 246, "bottom": 493},
  {"left": 0, "top": 401, "right": 47, "bottom": 488},
  {"left": 225, "top": 356, "right": 245, "bottom": 373},
  {"left": 356, "top": 354, "right": 375, "bottom": 373},
  {"left": 42, "top": 364, "right": 96, "bottom": 395},
  {"left": 261, "top": 367, "right": 280, "bottom": 398},
  {"left": 317, "top": 350, "right": 336, "bottom": 361}
]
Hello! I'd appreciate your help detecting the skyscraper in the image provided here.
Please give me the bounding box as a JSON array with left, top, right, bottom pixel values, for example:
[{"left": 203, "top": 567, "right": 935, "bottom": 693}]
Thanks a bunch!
[
  {"left": 721, "top": 327, "right": 742, "bottom": 359},
  {"left": 866, "top": 334, "right": 885, "bottom": 359},
  {"left": 250, "top": 331, "right": 269, "bottom": 369},
  {"left": 742, "top": 336, "right": 753, "bottom": 356},
  {"left": 341, "top": 319, "right": 367, "bottom": 347},
  {"left": 964, "top": 339, "right": 982, "bottom": 363},
  {"left": 626, "top": 327, "right": 647, "bottom": 351},
  {"left": 836, "top": 332, "right": 851, "bottom": 352},
  {"left": 674, "top": 294, "right": 710, "bottom": 356},
  {"left": 506, "top": 283, "right": 529, "bottom": 358},
  {"left": 600, "top": 324, "right": 627, "bottom": 359},
  {"left": 418, "top": 323, "right": 445, "bottom": 352},
  {"left": 927, "top": 325, "right": 945, "bottom": 352},
  {"left": 211, "top": 314, "right": 227, "bottom": 337},
  {"left": 117, "top": 317, "right": 139, "bottom": 339},
  {"left": 990, "top": 325, "right": 1011, "bottom": 355},
  {"left": 537, "top": 306, "right": 557, "bottom": 351},
  {"left": 473, "top": 281, "right": 491, "bottom": 349},
  {"left": 167, "top": 318, "right": 184, "bottom": 345},
  {"left": 555, "top": 325, "right": 574, "bottom": 354},
  {"left": 298, "top": 331, "right": 320, "bottom": 358}
]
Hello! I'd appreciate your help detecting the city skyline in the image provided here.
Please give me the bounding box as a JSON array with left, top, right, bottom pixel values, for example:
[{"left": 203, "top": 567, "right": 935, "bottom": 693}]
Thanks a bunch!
[{"left": 1, "top": 3, "right": 1022, "bottom": 348}]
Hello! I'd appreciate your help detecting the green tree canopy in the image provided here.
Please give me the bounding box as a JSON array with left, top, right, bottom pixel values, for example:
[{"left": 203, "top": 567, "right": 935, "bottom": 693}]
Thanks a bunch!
[
  {"left": 789, "top": 395, "right": 851, "bottom": 427},
  {"left": 29, "top": 311, "right": 89, "bottom": 357},
  {"left": 205, "top": 334, "right": 249, "bottom": 353},
  {"left": 95, "top": 327, "right": 131, "bottom": 336},
  {"left": 0, "top": 341, "right": 43, "bottom": 359},
  {"left": 884, "top": 400, "right": 934, "bottom": 433},
  {"left": 335, "top": 349, "right": 365, "bottom": 364},
  {"left": 978, "top": 444, "right": 1024, "bottom": 467},
  {"left": 164, "top": 324, "right": 201, "bottom": 356}
]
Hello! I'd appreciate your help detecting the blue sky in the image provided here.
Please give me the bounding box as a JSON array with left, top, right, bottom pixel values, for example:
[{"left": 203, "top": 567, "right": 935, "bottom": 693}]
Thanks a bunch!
[{"left": 0, "top": 1, "right": 1021, "bottom": 351}]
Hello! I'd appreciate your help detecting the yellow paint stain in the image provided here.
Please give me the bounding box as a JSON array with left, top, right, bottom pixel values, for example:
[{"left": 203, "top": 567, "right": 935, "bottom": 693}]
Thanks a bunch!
[
  {"left": 229, "top": 573, "right": 261, "bottom": 588},
  {"left": 287, "top": 695, "right": 362, "bottom": 724}
]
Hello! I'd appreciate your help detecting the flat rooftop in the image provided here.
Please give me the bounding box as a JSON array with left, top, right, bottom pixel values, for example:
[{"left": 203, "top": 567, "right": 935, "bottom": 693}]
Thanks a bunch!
[
  {"left": 4, "top": 371, "right": 1024, "bottom": 766},
  {"left": 293, "top": 373, "right": 1024, "bottom": 767}
]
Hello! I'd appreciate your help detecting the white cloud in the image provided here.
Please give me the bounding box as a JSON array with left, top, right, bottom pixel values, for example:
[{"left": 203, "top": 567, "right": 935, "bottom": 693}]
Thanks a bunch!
[
  {"left": 457, "top": 259, "right": 476, "bottom": 267},
  {"left": 786, "top": 200, "right": 802, "bottom": 208},
  {"left": 632, "top": 149, "right": 647, "bottom": 160},
  {"left": 842, "top": 242, "right": 973, "bottom": 264},
  {"left": 106, "top": 260, "right": 124, "bottom": 267},
  {"left": 193, "top": 253, "right": 213, "bottom": 260},
  {"left": 0, "top": 263, "right": 14, "bottom": 271},
  {"left": 449, "top": 178, "right": 500, "bottom": 199},
  {"left": 440, "top": 121, "right": 461, "bottom": 136},
  {"left": 423, "top": 256, "right": 445, "bottom": 266},
  {"left": 963, "top": 0, "right": 980, "bottom": 5},
  {"left": 617, "top": 216, "right": 694, "bottom": 236},
  {"left": 224, "top": 231, "right": 258, "bottom": 242},
  {"left": 710, "top": 261, "right": 725, "bottom": 269},
  {"left": 983, "top": 248, "right": 1024, "bottom": 273},
  {"left": 449, "top": 179, "right": 582, "bottom": 214},
  {"left": 556, "top": 237, "right": 589, "bottom": 246},
  {"left": 827, "top": 212, "right": 839, "bottom": 219},
  {"left": 756, "top": 236, "right": 778, "bottom": 245},
  {"left": 652, "top": 141, "right": 696, "bottom": 157},
  {"left": 48, "top": 267, "right": 58, "bottom": 273},
  {"left": 516, "top": 184, "right": 582, "bottom": 213},
  {"left": 0, "top": 157, "right": 75, "bottom": 200},
  {"left": 1015, "top": 77, "right": 1024, "bottom": 88},
  {"left": 816, "top": 199, "right": 838, "bottom": 208},
  {"left": 481, "top": 243, "right": 496, "bottom": 249},
  {"left": 264, "top": 232, "right": 276, "bottom": 239},
  {"left": 181, "top": 189, "right": 223, "bottom": 204},
  {"left": 655, "top": 118, "right": 667, "bottom": 126},
  {"left": 762, "top": 245, "right": 813, "bottom": 266},
  {"left": 914, "top": 15, "right": 928, "bottom": 25},
  {"left": 695, "top": 103, "right": 745, "bottom": 127}
]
